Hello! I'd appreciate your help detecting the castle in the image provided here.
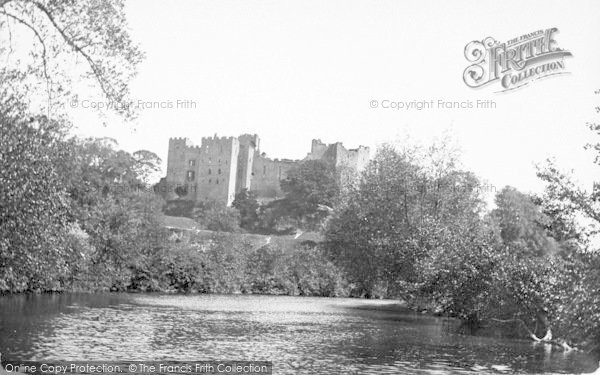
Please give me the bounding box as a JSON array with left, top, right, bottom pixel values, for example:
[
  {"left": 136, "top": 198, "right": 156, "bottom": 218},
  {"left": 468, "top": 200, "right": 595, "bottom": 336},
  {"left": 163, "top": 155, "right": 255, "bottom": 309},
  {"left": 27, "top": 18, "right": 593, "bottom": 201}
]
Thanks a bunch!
[{"left": 164, "top": 134, "right": 370, "bottom": 206}]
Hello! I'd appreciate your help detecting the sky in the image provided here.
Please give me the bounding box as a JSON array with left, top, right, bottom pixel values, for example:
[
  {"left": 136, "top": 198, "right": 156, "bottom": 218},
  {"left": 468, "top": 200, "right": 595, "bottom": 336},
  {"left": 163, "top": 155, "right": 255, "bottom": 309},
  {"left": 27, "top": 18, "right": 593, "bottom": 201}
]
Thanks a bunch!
[{"left": 69, "top": 0, "right": 600, "bottom": 204}]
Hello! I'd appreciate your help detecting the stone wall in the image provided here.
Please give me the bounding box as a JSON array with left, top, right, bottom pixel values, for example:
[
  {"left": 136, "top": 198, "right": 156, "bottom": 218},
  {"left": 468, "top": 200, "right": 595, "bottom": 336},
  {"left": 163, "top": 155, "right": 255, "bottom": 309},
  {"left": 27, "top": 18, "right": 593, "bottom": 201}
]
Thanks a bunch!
[{"left": 250, "top": 154, "right": 298, "bottom": 201}]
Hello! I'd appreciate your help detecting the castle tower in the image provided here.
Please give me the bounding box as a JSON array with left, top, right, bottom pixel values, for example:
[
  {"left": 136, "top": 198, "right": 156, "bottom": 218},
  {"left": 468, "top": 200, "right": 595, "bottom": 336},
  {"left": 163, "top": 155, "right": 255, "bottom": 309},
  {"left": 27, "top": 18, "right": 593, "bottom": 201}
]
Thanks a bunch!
[
  {"left": 166, "top": 135, "right": 239, "bottom": 206},
  {"left": 166, "top": 137, "right": 193, "bottom": 201},
  {"left": 307, "top": 139, "right": 328, "bottom": 160},
  {"left": 236, "top": 134, "right": 259, "bottom": 194},
  {"left": 197, "top": 135, "right": 239, "bottom": 206}
]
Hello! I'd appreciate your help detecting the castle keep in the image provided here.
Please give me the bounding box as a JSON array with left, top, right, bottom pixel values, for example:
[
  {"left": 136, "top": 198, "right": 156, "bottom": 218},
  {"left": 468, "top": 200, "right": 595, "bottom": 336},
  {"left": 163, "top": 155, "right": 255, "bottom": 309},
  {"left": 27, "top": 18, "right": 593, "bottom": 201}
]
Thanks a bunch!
[{"left": 165, "top": 134, "right": 369, "bottom": 206}]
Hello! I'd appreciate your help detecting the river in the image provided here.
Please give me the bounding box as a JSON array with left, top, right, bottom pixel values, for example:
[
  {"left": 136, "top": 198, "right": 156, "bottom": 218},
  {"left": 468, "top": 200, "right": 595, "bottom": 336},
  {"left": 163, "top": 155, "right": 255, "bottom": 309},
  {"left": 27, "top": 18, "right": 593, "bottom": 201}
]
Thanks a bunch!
[{"left": 0, "top": 294, "right": 597, "bottom": 374}]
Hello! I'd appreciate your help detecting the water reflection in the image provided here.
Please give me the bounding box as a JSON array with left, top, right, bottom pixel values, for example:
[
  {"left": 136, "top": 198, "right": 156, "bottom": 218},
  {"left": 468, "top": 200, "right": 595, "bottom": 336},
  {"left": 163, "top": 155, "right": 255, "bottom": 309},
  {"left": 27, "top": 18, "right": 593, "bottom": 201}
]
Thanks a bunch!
[{"left": 0, "top": 294, "right": 596, "bottom": 374}]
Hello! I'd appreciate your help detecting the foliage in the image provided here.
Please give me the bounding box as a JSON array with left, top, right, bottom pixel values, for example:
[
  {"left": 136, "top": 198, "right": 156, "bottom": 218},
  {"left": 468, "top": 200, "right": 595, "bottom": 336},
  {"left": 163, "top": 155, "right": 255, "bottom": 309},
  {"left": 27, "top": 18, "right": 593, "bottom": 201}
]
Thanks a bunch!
[
  {"left": 138, "top": 232, "right": 347, "bottom": 296},
  {"left": 0, "top": 0, "right": 147, "bottom": 290},
  {"left": 258, "top": 159, "right": 341, "bottom": 231},
  {"left": 243, "top": 242, "right": 347, "bottom": 296},
  {"left": 132, "top": 150, "right": 162, "bottom": 184},
  {"left": 526, "top": 88, "right": 600, "bottom": 349},
  {"left": 0, "top": 0, "right": 143, "bottom": 118},
  {"left": 164, "top": 197, "right": 244, "bottom": 234},
  {"left": 54, "top": 136, "right": 169, "bottom": 291},
  {"left": 412, "top": 184, "right": 580, "bottom": 340},
  {"left": 325, "top": 141, "right": 485, "bottom": 298},
  {"left": 491, "top": 186, "right": 559, "bottom": 257},
  {"left": 232, "top": 188, "right": 260, "bottom": 231},
  {"left": 321, "top": 134, "right": 600, "bottom": 349},
  {"left": 0, "top": 95, "right": 73, "bottom": 292},
  {"left": 548, "top": 250, "right": 600, "bottom": 348},
  {"left": 0, "top": 108, "right": 172, "bottom": 293},
  {"left": 281, "top": 159, "right": 339, "bottom": 213},
  {"left": 416, "top": 225, "right": 499, "bottom": 323},
  {"left": 163, "top": 199, "right": 195, "bottom": 218},
  {"left": 193, "top": 200, "right": 241, "bottom": 232}
]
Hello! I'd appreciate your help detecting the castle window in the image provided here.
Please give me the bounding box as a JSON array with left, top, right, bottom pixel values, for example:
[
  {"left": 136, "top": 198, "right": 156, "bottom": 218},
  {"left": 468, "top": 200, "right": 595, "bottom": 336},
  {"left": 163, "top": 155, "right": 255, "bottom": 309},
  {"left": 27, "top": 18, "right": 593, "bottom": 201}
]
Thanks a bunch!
[
  {"left": 208, "top": 169, "right": 212, "bottom": 175},
  {"left": 216, "top": 179, "right": 219, "bottom": 184},
  {"left": 218, "top": 168, "right": 222, "bottom": 175},
  {"left": 218, "top": 159, "right": 221, "bottom": 164},
  {"left": 208, "top": 179, "right": 212, "bottom": 184},
  {"left": 188, "top": 159, "right": 196, "bottom": 167},
  {"left": 225, "top": 160, "right": 228, "bottom": 164},
  {"left": 186, "top": 170, "right": 195, "bottom": 181},
  {"left": 263, "top": 165, "right": 266, "bottom": 176}
]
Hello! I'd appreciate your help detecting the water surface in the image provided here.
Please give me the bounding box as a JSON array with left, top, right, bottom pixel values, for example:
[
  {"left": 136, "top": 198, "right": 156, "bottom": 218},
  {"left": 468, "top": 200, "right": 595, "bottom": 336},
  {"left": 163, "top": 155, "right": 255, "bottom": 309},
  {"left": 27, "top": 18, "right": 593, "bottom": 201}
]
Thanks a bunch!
[{"left": 0, "top": 294, "right": 596, "bottom": 374}]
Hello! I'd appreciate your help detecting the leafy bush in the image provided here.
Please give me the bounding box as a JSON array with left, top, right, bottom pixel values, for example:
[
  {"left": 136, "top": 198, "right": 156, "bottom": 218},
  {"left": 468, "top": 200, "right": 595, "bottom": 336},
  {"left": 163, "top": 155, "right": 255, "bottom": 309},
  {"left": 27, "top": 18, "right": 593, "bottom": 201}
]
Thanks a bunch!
[
  {"left": 0, "top": 98, "right": 74, "bottom": 292},
  {"left": 193, "top": 201, "right": 241, "bottom": 232},
  {"left": 163, "top": 199, "right": 195, "bottom": 217}
]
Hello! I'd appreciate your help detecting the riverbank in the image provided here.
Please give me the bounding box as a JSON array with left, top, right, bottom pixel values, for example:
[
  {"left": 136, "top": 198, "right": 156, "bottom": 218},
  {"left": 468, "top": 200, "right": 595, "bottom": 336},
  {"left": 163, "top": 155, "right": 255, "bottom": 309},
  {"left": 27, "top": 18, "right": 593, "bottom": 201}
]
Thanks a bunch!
[{"left": 0, "top": 228, "right": 351, "bottom": 297}]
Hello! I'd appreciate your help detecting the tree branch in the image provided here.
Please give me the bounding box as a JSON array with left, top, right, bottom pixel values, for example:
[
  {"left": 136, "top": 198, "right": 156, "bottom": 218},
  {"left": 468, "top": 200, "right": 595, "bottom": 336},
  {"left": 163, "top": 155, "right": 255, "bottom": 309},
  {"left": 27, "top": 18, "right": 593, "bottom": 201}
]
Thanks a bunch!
[
  {"left": 0, "top": 10, "right": 51, "bottom": 96},
  {"left": 27, "top": 0, "right": 117, "bottom": 101},
  {"left": 491, "top": 318, "right": 576, "bottom": 351}
]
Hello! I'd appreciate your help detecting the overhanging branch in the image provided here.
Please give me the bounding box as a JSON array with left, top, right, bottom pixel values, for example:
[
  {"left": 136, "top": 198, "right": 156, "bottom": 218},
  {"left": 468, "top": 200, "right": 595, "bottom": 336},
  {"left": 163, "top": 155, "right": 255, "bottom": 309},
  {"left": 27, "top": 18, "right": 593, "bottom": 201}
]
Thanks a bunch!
[
  {"left": 26, "top": 0, "right": 117, "bottom": 101},
  {"left": 0, "top": 10, "right": 50, "bottom": 92}
]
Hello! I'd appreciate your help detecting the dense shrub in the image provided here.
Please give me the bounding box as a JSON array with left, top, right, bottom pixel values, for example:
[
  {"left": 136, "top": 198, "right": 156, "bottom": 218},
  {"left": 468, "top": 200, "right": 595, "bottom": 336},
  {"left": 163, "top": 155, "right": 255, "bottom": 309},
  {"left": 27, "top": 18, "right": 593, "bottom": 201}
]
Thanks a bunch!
[
  {"left": 0, "top": 98, "right": 74, "bottom": 292},
  {"left": 122, "top": 232, "right": 350, "bottom": 297}
]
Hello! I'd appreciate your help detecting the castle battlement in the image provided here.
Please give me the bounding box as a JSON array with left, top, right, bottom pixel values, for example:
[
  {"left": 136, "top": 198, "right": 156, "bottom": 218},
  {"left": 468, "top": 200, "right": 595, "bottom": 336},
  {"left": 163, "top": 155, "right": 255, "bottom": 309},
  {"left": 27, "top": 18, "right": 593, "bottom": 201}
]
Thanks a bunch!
[
  {"left": 165, "top": 133, "right": 369, "bottom": 206},
  {"left": 267, "top": 157, "right": 301, "bottom": 163},
  {"left": 201, "top": 135, "right": 237, "bottom": 142},
  {"left": 347, "top": 146, "right": 370, "bottom": 154}
]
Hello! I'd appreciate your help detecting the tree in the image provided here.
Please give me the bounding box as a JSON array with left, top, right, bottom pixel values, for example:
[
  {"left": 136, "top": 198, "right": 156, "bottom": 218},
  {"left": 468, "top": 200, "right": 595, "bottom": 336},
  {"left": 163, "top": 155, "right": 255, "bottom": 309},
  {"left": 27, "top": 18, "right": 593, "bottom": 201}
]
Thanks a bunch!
[
  {"left": 491, "top": 186, "right": 559, "bottom": 257},
  {"left": 536, "top": 90, "right": 600, "bottom": 236},
  {"left": 163, "top": 199, "right": 195, "bottom": 218},
  {"left": 0, "top": 1, "right": 148, "bottom": 292},
  {"left": 0, "top": 0, "right": 143, "bottom": 118},
  {"left": 0, "top": 94, "right": 73, "bottom": 291},
  {"left": 325, "top": 140, "right": 486, "bottom": 298},
  {"left": 193, "top": 200, "right": 240, "bottom": 233},
  {"left": 32, "top": 136, "right": 168, "bottom": 291},
  {"left": 416, "top": 226, "right": 500, "bottom": 324},
  {"left": 232, "top": 188, "right": 260, "bottom": 231},
  {"left": 132, "top": 150, "right": 162, "bottom": 185},
  {"left": 531, "top": 88, "right": 600, "bottom": 350},
  {"left": 418, "top": 89, "right": 600, "bottom": 349},
  {"left": 60, "top": 137, "right": 148, "bottom": 219},
  {"left": 278, "top": 159, "right": 340, "bottom": 229}
]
